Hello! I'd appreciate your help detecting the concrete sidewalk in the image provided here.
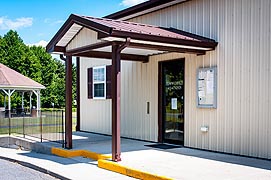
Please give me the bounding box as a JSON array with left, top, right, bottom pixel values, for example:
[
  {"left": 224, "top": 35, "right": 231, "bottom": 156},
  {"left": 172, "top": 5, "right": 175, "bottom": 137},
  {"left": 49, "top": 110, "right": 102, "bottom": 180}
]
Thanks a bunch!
[
  {"left": 69, "top": 132, "right": 271, "bottom": 179},
  {"left": 0, "top": 147, "right": 133, "bottom": 180},
  {"left": 1, "top": 132, "right": 271, "bottom": 180}
]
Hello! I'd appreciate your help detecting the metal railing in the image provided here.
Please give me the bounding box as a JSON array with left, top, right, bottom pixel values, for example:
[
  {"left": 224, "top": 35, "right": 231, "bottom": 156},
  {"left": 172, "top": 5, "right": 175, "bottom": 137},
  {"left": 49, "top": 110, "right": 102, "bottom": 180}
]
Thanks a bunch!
[{"left": 0, "top": 109, "right": 65, "bottom": 147}]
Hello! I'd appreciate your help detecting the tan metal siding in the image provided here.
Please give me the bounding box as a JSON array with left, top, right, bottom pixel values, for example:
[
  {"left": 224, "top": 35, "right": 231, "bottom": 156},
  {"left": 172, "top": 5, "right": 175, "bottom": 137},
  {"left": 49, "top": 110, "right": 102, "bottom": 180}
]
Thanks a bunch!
[
  {"left": 127, "top": 0, "right": 271, "bottom": 159},
  {"left": 68, "top": 25, "right": 158, "bottom": 141},
  {"left": 67, "top": 28, "right": 100, "bottom": 50},
  {"left": 68, "top": 28, "right": 112, "bottom": 135},
  {"left": 80, "top": 58, "right": 112, "bottom": 134}
]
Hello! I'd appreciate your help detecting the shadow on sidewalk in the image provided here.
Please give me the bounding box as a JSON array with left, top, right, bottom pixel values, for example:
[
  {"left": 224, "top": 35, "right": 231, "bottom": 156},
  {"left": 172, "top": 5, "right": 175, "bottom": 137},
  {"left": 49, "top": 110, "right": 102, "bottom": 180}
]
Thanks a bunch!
[{"left": 9, "top": 131, "right": 271, "bottom": 170}]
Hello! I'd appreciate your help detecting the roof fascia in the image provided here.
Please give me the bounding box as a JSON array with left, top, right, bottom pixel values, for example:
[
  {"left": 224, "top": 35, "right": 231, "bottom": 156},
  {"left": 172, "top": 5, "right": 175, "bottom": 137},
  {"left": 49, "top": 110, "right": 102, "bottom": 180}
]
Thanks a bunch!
[
  {"left": 46, "top": 14, "right": 113, "bottom": 53},
  {"left": 0, "top": 86, "right": 45, "bottom": 90},
  {"left": 110, "top": 30, "right": 217, "bottom": 49},
  {"left": 128, "top": 42, "right": 206, "bottom": 55}
]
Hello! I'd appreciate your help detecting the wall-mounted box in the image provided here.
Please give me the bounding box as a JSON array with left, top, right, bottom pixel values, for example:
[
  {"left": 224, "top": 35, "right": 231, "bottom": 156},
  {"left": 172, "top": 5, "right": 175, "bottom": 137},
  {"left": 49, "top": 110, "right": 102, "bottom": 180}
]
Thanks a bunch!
[
  {"left": 200, "top": 126, "right": 209, "bottom": 132},
  {"left": 197, "top": 67, "right": 217, "bottom": 108}
]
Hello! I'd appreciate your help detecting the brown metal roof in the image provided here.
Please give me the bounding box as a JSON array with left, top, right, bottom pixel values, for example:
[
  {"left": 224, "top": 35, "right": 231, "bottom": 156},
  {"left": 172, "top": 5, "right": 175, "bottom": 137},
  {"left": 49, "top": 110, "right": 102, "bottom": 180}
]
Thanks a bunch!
[
  {"left": 46, "top": 14, "right": 217, "bottom": 54},
  {"left": 0, "top": 63, "right": 45, "bottom": 90},
  {"left": 82, "top": 16, "right": 198, "bottom": 41}
]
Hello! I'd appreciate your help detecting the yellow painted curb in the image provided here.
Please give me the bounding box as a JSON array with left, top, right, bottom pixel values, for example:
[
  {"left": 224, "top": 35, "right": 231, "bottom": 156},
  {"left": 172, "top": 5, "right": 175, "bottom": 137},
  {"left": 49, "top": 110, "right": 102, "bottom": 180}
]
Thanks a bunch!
[
  {"left": 51, "top": 147, "right": 111, "bottom": 161},
  {"left": 98, "top": 159, "right": 173, "bottom": 180}
]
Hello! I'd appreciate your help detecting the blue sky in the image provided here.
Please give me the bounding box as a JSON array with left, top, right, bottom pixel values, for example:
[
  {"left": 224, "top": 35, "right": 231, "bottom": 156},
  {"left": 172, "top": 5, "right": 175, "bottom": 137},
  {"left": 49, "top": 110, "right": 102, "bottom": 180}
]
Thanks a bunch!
[{"left": 0, "top": 0, "right": 147, "bottom": 46}]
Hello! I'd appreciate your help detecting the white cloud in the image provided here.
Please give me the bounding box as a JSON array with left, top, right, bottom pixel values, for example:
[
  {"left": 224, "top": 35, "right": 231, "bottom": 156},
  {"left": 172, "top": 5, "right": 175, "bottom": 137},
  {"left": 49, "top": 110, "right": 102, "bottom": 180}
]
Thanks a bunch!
[
  {"left": 120, "top": 0, "right": 147, "bottom": 7},
  {"left": 0, "top": 16, "right": 33, "bottom": 30},
  {"left": 52, "top": 20, "right": 64, "bottom": 25},
  {"left": 44, "top": 18, "right": 64, "bottom": 25},
  {"left": 28, "top": 40, "right": 48, "bottom": 47}
]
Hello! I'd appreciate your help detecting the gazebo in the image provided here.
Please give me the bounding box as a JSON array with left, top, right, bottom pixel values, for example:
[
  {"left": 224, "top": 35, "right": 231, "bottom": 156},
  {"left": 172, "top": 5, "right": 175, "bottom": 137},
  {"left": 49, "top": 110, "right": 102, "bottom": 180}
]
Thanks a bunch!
[{"left": 0, "top": 63, "right": 45, "bottom": 117}]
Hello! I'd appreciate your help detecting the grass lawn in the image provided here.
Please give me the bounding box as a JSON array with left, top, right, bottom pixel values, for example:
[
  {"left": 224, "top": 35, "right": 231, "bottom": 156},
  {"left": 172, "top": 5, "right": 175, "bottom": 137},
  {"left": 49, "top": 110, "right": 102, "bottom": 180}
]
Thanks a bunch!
[{"left": 0, "top": 111, "right": 77, "bottom": 135}]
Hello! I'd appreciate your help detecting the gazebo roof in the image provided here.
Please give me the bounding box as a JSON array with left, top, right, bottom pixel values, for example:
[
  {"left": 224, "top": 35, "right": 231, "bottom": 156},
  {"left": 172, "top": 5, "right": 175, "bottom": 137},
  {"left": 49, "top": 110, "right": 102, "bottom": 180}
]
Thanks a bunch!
[{"left": 0, "top": 63, "right": 45, "bottom": 90}]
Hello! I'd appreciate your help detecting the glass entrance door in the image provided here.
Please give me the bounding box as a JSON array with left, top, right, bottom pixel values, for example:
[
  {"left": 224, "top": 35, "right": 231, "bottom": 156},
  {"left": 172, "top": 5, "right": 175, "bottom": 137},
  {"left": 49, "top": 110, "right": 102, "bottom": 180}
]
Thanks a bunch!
[{"left": 162, "top": 60, "right": 184, "bottom": 145}]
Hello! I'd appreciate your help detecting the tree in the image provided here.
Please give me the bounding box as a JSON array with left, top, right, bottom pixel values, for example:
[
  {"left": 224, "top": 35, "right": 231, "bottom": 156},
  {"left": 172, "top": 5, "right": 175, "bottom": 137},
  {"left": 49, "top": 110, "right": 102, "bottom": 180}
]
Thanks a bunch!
[
  {"left": 0, "top": 30, "right": 77, "bottom": 108},
  {"left": 30, "top": 46, "right": 56, "bottom": 107},
  {"left": 0, "top": 31, "right": 42, "bottom": 108},
  {"left": 0, "top": 31, "right": 41, "bottom": 82}
]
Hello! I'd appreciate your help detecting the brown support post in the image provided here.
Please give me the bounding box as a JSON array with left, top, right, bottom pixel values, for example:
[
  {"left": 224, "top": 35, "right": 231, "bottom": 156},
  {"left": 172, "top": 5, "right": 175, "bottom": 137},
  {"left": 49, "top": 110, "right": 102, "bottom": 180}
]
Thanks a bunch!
[
  {"left": 76, "top": 57, "right": 80, "bottom": 131},
  {"left": 65, "top": 55, "right": 73, "bottom": 149},
  {"left": 111, "top": 43, "right": 121, "bottom": 162}
]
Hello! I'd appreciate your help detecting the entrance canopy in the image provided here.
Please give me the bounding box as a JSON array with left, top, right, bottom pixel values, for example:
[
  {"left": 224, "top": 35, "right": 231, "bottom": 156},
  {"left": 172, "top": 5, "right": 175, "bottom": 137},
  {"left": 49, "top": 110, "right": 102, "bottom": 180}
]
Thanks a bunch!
[
  {"left": 0, "top": 63, "right": 45, "bottom": 116},
  {"left": 46, "top": 14, "right": 217, "bottom": 61},
  {"left": 45, "top": 14, "right": 218, "bottom": 161}
]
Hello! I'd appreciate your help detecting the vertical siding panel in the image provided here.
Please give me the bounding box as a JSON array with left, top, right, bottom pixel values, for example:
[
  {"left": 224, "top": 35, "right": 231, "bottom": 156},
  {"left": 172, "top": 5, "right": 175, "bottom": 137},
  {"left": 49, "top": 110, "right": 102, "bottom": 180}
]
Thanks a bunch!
[
  {"left": 224, "top": 0, "right": 234, "bottom": 153},
  {"left": 269, "top": 0, "right": 271, "bottom": 158},
  {"left": 240, "top": 0, "right": 250, "bottom": 156},
  {"left": 195, "top": 0, "right": 203, "bottom": 35},
  {"left": 189, "top": 0, "right": 196, "bottom": 34},
  {"left": 269, "top": 0, "right": 271, "bottom": 159},
  {"left": 250, "top": 0, "right": 260, "bottom": 157},
  {"left": 183, "top": 1, "right": 191, "bottom": 32},
  {"left": 216, "top": 0, "right": 225, "bottom": 153},
  {"left": 259, "top": 0, "right": 270, "bottom": 158},
  {"left": 148, "top": 56, "right": 157, "bottom": 142},
  {"left": 131, "top": 62, "right": 136, "bottom": 138},
  {"left": 203, "top": 0, "right": 210, "bottom": 38},
  {"left": 132, "top": 63, "right": 138, "bottom": 138},
  {"left": 234, "top": 0, "right": 242, "bottom": 155},
  {"left": 210, "top": 0, "right": 218, "bottom": 151},
  {"left": 184, "top": 55, "right": 190, "bottom": 146},
  {"left": 188, "top": 54, "right": 195, "bottom": 148},
  {"left": 121, "top": 62, "right": 127, "bottom": 136}
]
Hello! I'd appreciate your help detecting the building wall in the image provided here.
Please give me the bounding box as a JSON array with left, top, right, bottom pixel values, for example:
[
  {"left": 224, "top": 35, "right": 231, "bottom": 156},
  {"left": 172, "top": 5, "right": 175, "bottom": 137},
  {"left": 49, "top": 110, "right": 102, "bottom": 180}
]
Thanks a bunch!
[
  {"left": 79, "top": 58, "right": 112, "bottom": 135},
  {"left": 70, "top": 0, "right": 271, "bottom": 159},
  {"left": 127, "top": 0, "right": 271, "bottom": 159},
  {"left": 69, "top": 27, "right": 159, "bottom": 140}
]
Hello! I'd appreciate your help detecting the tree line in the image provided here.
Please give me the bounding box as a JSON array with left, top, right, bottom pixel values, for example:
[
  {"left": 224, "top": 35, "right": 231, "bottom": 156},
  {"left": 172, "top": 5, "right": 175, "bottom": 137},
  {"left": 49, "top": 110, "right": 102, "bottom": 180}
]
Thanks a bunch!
[{"left": 0, "top": 30, "right": 76, "bottom": 109}]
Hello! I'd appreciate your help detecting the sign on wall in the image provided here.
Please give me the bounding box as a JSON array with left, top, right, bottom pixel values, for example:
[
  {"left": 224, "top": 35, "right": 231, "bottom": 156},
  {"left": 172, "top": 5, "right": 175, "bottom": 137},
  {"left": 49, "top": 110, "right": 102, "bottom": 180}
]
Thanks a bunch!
[{"left": 197, "top": 67, "right": 217, "bottom": 108}]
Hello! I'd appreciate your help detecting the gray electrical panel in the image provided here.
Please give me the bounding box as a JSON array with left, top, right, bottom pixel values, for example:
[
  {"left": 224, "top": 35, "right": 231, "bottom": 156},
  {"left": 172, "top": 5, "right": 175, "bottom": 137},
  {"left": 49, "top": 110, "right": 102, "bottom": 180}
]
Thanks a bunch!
[{"left": 197, "top": 67, "right": 217, "bottom": 108}]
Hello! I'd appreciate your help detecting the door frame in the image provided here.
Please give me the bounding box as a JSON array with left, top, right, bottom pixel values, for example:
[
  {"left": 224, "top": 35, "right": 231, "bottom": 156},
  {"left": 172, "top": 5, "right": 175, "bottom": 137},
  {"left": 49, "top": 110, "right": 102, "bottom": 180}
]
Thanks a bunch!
[{"left": 158, "top": 58, "right": 185, "bottom": 144}]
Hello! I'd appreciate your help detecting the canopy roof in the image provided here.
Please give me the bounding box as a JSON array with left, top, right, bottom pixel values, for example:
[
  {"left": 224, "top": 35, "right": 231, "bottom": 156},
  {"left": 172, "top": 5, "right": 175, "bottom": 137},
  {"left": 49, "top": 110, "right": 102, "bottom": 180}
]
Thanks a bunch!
[
  {"left": 46, "top": 14, "right": 217, "bottom": 61},
  {"left": 0, "top": 63, "right": 45, "bottom": 90}
]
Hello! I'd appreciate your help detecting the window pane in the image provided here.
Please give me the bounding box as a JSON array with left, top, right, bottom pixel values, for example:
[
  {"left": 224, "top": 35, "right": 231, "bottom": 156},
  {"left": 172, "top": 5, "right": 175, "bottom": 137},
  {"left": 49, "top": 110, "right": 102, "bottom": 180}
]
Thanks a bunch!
[
  {"left": 93, "top": 68, "right": 105, "bottom": 82},
  {"left": 94, "top": 83, "right": 105, "bottom": 97}
]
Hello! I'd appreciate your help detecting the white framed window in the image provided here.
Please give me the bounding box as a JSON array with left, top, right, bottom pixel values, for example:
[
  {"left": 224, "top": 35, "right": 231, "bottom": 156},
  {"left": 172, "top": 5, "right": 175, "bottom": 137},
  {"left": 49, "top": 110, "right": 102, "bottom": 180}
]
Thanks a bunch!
[{"left": 93, "top": 66, "right": 106, "bottom": 99}]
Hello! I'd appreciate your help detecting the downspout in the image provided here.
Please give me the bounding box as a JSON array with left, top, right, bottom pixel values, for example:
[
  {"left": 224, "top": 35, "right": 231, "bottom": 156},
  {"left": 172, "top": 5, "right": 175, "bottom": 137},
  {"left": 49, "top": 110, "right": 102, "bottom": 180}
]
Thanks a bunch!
[
  {"left": 60, "top": 54, "right": 66, "bottom": 61},
  {"left": 118, "top": 37, "right": 131, "bottom": 53}
]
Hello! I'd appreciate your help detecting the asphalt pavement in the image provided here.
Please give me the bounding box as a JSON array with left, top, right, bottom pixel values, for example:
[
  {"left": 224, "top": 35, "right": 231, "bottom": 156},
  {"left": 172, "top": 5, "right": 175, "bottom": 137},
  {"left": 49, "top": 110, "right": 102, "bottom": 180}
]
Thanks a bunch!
[{"left": 0, "top": 158, "right": 58, "bottom": 180}]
